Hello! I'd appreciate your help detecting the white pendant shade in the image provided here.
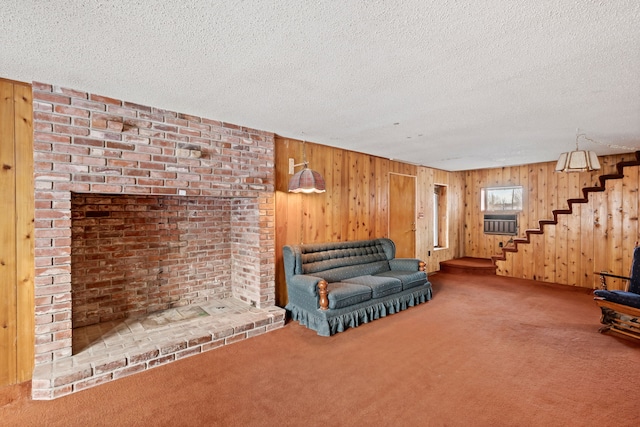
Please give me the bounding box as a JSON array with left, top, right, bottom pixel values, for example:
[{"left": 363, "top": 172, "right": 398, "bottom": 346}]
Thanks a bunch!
[{"left": 555, "top": 150, "right": 601, "bottom": 172}]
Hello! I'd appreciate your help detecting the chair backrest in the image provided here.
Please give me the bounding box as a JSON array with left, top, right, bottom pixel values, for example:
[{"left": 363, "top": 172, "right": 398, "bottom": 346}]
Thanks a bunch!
[{"left": 629, "top": 246, "right": 640, "bottom": 294}]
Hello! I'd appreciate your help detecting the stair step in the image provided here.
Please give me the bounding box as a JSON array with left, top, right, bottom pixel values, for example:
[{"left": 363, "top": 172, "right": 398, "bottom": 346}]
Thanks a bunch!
[
  {"left": 538, "top": 220, "right": 556, "bottom": 226},
  {"left": 440, "top": 257, "right": 497, "bottom": 275},
  {"left": 583, "top": 186, "right": 605, "bottom": 196},
  {"left": 567, "top": 198, "right": 588, "bottom": 205}
]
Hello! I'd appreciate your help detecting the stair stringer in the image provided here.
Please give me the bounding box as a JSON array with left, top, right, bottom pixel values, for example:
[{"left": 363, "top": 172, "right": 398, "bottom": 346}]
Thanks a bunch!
[{"left": 491, "top": 151, "right": 640, "bottom": 266}]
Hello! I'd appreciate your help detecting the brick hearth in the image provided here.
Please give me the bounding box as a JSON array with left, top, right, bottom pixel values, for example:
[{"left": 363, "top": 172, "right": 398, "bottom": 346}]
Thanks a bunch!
[
  {"left": 31, "top": 82, "right": 284, "bottom": 399},
  {"left": 32, "top": 299, "right": 284, "bottom": 399}
]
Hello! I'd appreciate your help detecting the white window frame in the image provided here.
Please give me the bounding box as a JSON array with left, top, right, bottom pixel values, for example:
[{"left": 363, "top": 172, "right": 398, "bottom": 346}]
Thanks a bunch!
[{"left": 481, "top": 186, "right": 523, "bottom": 212}]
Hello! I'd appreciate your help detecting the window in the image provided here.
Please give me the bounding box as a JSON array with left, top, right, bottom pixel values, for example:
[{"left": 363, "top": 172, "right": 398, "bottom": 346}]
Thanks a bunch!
[
  {"left": 434, "top": 185, "right": 447, "bottom": 248},
  {"left": 481, "top": 186, "right": 523, "bottom": 212}
]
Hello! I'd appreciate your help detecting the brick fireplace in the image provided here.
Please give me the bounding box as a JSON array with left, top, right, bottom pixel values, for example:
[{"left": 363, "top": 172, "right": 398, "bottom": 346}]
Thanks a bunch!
[{"left": 31, "top": 82, "right": 284, "bottom": 399}]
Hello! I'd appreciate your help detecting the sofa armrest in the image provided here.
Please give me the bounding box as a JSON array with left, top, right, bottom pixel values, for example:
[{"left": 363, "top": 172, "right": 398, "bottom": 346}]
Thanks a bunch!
[
  {"left": 288, "top": 274, "right": 324, "bottom": 296},
  {"left": 389, "top": 258, "right": 425, "bottom": 272},
  {"left": 287, "top": 275, "right": 330, "bottom": 310}
]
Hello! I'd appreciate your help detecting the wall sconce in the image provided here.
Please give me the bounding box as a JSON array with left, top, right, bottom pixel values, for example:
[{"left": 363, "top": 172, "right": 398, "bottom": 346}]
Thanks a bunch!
[
  {"left": 288, "top": 141, "right": 326, "bottom": 193},
  {"left": 555, "top": 132, "right": 601, "bottom": 172}
]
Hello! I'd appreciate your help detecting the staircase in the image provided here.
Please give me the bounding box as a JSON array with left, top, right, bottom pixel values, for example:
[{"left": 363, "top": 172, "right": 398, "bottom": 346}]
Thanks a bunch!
[{"left": 491, "top": 151, "right": 640, "bottom": 265}]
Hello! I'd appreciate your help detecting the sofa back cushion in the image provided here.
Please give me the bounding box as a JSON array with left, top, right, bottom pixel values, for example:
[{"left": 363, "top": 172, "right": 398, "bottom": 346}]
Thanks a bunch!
[
  {"left": 312, "top": 260, "right": 391, "bottom": 283},
  {"left": 296, "top": 239, "right": 394, "bottom": 282}
]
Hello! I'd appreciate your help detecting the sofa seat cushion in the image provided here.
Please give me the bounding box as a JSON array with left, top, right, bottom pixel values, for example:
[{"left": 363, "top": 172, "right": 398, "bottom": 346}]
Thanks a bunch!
[
  {"left": 594, "top": 290, "right": 640, "bottom": 309},
  {"left": 376, "top": 270, "right": 427, "bottom": 290},
  {"left": 327, "top": 282, "right": 372, "bottom": 309},
  {"left": 344, "top": 275, "right": 402, "bottom": 299}
]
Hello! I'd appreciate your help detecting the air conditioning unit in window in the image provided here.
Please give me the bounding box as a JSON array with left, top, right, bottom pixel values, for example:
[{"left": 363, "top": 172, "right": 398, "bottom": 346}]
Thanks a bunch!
[{"left": 483, "top": 214, "right": 518, "bottom": 236}]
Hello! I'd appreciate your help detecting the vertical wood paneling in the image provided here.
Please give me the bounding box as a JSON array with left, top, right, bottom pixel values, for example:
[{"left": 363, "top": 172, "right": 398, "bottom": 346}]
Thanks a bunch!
[
  {"left": 580, "top": 187, "right": 595, "bottom": 288},
  {"left": 275, "top": 137, "right": 465, "bottom": 304},
  {"left": 608, "top": 176, "right": 624, "bottom": 281},
  {"left": 417, "top": 166, "right": 434, "bottom": 268},
  {"left": 347, "top": 151, "right": 358, "bottom": 240},
  {"left": 593, "top": 179, "right": 609, "bottom": 283},
  {"left": 622, "top": 164, "right": 638, "bottom": 277},
  {"left": 0, "top": 81, "right": 18, "bottom": 386},
  {"left": 333, "top": 149, "right": 347, "bottom": 241},
  {"left": 567, "top": 173, "right": 581, "bottom": 285},
  {"left": 533, "top": 164, "right": 546, "bottom": 280},
  {"left": 277, "top": 135, "right": 640, "bottom": 297},
  {"left": 544, "top": 165, "right": 557, "bottom": 282},
  {"left": 274, "top": 190, "right": 289, "bottom": 307},
  {"left": 319, "top": 144, "right": 333, "bottom": 243},
  {"left": 555, "top": 214, "right": 568, "bottom": 285},
  {"left": 0, "top": 79, "right": 34, "bottom": 386},
  {"left": 510, "top": 166, "right": 526, "bottom": 278},
  {"left": 375, "top": 157, "right": 390, "bottom": 237},
  {"left": 465, "top": 154, "right": 640, "bottom": 290},
  {"left": 449, "top": 170, "right": 466, "bottom": 261},
  {"left": 361, "top": 155, "right": 372, "bottom": 239},
  {"left": 14, "top": 83, "right": 34, "bottom": 381}
]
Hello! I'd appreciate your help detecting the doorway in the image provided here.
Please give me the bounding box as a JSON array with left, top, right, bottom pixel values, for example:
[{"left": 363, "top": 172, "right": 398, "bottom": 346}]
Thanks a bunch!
[{"left": 388, "top": 173, "right": 416, "bottom": 258}]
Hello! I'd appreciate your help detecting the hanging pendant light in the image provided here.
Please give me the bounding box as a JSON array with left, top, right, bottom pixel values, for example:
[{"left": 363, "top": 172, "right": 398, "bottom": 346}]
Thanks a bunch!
[
  {"left": 555, "top": 132, "right": 601, "bottom": 172},
  {"left": 288, "top": 165, "right": 326, "bottom": 193}
]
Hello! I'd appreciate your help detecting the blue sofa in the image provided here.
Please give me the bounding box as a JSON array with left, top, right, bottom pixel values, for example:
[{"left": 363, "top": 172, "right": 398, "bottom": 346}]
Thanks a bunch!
[{"left": 282, "top": 238, "right": 432, "bottom": 336}]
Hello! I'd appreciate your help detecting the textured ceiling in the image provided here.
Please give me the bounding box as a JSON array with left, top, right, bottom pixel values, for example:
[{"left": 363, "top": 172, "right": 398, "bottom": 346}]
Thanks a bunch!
[{"left": 2, "top": 1, "right": 639, "bottom": 170}]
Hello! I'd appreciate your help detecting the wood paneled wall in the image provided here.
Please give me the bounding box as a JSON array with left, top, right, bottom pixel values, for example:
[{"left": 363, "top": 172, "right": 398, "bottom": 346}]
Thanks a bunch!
[
  {"left": 0, "top": 78, "right": 34, "bottom": 386},
  {"left": 275, "top": 137, "right": 465, "bottom": 306},
  {"left": 464, "top": 153, "right": 640, "bottom": 290}
]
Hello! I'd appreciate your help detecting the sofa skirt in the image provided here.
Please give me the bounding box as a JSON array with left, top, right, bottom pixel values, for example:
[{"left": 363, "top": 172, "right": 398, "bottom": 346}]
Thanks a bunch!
[{"left": 286, "top": 283, "right": 432, "bottom": 336}]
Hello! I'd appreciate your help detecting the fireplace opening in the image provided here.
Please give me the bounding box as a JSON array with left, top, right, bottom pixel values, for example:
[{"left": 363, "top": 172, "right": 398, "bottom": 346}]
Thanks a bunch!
[{"left": 70, "top": 193, "right": 234, "bottom": 353}]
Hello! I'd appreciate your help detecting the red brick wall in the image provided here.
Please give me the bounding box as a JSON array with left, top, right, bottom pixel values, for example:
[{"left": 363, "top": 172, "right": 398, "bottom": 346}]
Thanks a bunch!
[
  {"left": 71, "top": 194, "right": 233, "bottom": 327},
  {"left": 32, "top": 82, "right": 276, "bottom": 365}
]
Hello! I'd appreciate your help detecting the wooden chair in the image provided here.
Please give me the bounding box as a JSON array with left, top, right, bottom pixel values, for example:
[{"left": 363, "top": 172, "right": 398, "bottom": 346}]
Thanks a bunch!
[{"left": 594, "top": 245, "right": 640, "bottom": 340}]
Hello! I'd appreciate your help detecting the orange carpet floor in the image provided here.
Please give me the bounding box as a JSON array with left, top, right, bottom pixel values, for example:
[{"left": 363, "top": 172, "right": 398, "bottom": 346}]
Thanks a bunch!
[{"left": 1, "top": 271, "right": 639, "bottom": 426}]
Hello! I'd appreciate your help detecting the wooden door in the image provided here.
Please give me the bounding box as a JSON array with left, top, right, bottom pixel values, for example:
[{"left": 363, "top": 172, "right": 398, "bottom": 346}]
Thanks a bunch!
[
  {"left": 0, "top": 78, "right": 34, "bottom": 386},
  {"left": 388, "top": 173, "right": 416, "bottom": 258}
]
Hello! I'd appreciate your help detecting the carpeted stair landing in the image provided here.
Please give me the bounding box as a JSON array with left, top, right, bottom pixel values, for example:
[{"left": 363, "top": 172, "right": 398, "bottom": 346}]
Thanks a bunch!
[{"left": 439, "top": 257, "right": 497, "bottom": 275}]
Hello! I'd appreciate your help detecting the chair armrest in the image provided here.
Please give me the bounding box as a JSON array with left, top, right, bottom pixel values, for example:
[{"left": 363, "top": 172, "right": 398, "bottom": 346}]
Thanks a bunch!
[
  {"left": 595, "top": 271, "right": 630, "bottom": 280},
  {"left": 389, "top": 258, "right": 425, "bottom": 272},
  {"left": 594, "top": 271, "right": 630, "bottom": 291}
]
